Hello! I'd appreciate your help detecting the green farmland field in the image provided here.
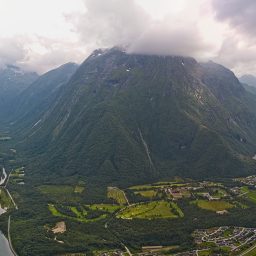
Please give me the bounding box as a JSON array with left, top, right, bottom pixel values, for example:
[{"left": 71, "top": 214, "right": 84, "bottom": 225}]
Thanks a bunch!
[
  {"left": 192, "top": 200, "right": 234, "bottom": 212},
  {"left": 117, "top": 201, "right": 181, "bottom": 219},
  {"left": 134, "top": 190, "right": 157, "bottom": 198},
  {"left": 107, "top": 187, "right": 128, "bottom": 205}
]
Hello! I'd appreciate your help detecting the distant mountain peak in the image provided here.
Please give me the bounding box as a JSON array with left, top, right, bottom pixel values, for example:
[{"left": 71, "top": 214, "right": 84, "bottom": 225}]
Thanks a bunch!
[{"left": 240, "top": 74, "right": 256, "bottom": 88}]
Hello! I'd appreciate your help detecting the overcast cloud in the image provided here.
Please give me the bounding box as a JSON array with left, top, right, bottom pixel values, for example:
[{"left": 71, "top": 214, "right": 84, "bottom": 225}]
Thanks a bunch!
[
  {"left": 212, "top": 0, "right": 256, "bottom": 37},
  {"left": 0, "top": 0, "right": 256, "bottom": 76}
]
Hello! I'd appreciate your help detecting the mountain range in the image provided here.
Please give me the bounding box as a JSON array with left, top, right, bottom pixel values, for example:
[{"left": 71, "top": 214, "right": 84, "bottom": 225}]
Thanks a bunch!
[{"left": 2, "top": 48, "right": 256, "bottom": 189}]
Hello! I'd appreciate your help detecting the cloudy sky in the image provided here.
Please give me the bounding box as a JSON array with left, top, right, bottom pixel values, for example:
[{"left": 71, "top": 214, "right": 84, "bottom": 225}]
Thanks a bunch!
[{"left": 0, "top": 0, "right": 255, "bottom": 76}]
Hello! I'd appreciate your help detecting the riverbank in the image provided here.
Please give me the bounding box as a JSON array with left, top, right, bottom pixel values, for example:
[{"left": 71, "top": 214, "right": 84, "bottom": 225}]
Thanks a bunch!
[
  {"left": 8, "top": 216, "right": 18, "bottom": 256},
  {"left": 0, "top": 229, "right": 14, "bottom": 256}
]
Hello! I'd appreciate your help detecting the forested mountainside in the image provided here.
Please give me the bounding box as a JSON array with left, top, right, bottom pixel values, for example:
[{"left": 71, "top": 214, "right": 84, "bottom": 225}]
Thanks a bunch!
[
  {"left": 11, "top": 48, "right": 256, "bottom": 188},
  {"left": 7, "top": 62, "right": 78, "bottom": 133}
]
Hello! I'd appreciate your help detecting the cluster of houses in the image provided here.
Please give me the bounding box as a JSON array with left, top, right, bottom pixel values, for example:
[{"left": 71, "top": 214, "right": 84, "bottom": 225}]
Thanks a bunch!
[
  {"left": 162, "top": 181, "right": 227, "bottom": 201},
  {"left": 163, "top": 187, "right": 190, "bottom": 200},
  {"left": 236, "top": 175, "right": 256, "bottom": 187},
  {"left": 194, "top": 226, "right": 256, "bottom": 252}
]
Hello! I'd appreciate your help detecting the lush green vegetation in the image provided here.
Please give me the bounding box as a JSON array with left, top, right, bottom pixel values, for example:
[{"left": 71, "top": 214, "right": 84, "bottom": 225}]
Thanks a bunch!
[
  {"left": 107, "top": 187, "right": 127, "bottom": 205},
  {"left": 117, "top": 201, "right": 179, "bottom": 219},
  {"left": 191, "top": 200, "right": 234, "bottom": 212},
  {"left": 241, "top": 187, "right": 256, "bottom": 203},
  {"left": 74, "top": 185, "right": 85, "bottom": 193},
  {"left": 89, "top": 204, "right": 121, "bottom": 213},
  {"left": 134, "top": 190, "right": 157, "bottom": 198},
  {"left": 48, "top": 204, "right": 108, "bottom": 223},
  {"left": 129, "top": 184, "right": 155, "bottom": 190},
  {"left": 38, "top": 185, "right": 83, "bottom": 203},
  {"left": 198, "top": 250, "right": 211, "bottom": 256}
]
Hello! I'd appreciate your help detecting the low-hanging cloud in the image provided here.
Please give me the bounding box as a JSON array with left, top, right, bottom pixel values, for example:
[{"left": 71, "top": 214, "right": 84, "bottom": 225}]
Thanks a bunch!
[
  {"left": 68, "top": 0, "right": 150, "bottom": 48},
  {"left": 211, "top": 0, "right": 256, "bottom": 75},
  {"left": 70, "top": 0, "right": 214, "bottom": 59},
  {"left": 0, "top": 37, "right": 27, "bottom": 68},
  {"left": 127, "top": 20, "right": 211, "bottom": 58}
]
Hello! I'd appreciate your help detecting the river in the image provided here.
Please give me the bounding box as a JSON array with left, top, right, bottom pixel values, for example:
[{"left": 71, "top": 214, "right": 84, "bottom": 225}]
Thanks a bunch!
[
  {"left": 0, "top": 205, "right": 14, "bottom": 256},
  {"left": 0, "top": 230, "right": 14, "bottom": 256}
]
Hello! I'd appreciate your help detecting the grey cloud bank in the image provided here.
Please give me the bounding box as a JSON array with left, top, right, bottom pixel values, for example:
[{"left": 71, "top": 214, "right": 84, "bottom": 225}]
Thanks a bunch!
[{"left": 0, "top": 0, "right": 256, "bottom": 76}]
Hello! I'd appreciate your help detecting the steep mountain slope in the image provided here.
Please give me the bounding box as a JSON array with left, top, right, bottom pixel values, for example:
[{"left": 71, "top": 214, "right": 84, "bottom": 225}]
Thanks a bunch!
[
  {"left": 8, "top": 63, "right": 78, "bottom": 134},
  {"left": 18, "top": 48, "right": 256, "bottom": 187},
  {"left": 0, "top": 65, "right": 38, "bottom": 117}
]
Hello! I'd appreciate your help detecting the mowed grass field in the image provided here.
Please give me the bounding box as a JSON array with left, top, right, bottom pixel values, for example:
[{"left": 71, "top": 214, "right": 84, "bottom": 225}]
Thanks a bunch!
[
  {"left": 117, "top": 201, "right": 181, "bottom": 219},
  {"left": 134, "top": 190, "right": 157, "bottom": 198},
  {"left": 107, "top": 187, "right": 127, "bottom": 205},
  {"left": 129, "top": 183, "right": 186, "bottom": 191},
  {"left": 129, "top": 184, "right": 155, "bottom": 190},
  {"left": 241, "top": 186, "right": 256, "bottom": 203},
  {"left": 192, "top": 200, "right": 234, "bottom": 212},
  {"left": 89, "top": 204, "right": 121, "bottom": 213},
  {"left": 48, "top": 204, "right": 107, "bottom": 223}
]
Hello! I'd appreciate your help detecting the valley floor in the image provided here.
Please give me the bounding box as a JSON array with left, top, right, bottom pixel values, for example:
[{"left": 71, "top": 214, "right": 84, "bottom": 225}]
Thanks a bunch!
[{"left": 2, "top": 136, "right": 256, "bottom": 256}]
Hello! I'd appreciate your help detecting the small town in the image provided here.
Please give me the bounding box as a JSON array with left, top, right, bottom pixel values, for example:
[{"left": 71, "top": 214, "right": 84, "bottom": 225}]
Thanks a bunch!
[
  {"left": 235, "top": 175, "right": 256, "bottom": 187},
  {"left": 194, "top": 226, "right": 256, "bottom": 252}
]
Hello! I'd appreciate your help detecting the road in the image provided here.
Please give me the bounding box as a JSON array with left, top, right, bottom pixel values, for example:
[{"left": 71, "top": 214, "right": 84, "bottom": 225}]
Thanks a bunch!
[
  {"left": 104, "top": 208, "right": 132, "bottom": 256},
  {"left": 6, "top": 189, "right": 18, "bottom": 210},
  {"left": 0, "top": 168, "right": 18, "bottom": 210},
  {"left": 239, "top": 243, "right": 256, "bottom": 256},
  {"left": 4, "top": 169, "right": 13, "bottom": 188}
]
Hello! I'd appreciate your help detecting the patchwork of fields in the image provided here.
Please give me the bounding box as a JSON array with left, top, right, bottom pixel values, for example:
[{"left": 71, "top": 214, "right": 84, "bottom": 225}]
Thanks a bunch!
[{"left": 15, "top": 175, "right": 256, "bottom": 256}]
